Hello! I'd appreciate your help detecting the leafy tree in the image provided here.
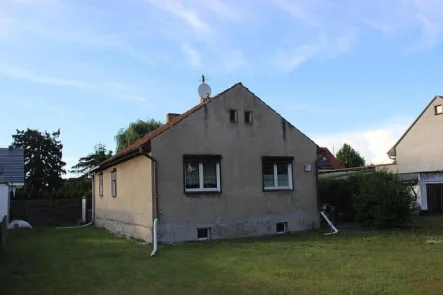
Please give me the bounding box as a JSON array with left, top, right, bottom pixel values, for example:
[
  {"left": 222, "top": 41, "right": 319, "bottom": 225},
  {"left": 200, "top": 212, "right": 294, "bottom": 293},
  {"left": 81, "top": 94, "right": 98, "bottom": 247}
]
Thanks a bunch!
[
  {"left": 115, "top": 119, "right": 162, "bottom": 152},
  {"left": 70, "top": 144, "right": 113, "bottom": 177},
  {"left": 12, "top": 128, "right": 66, "bottom": 191},
  {"left": 336, "top": 143, "right": 365, "bottom": 168}
]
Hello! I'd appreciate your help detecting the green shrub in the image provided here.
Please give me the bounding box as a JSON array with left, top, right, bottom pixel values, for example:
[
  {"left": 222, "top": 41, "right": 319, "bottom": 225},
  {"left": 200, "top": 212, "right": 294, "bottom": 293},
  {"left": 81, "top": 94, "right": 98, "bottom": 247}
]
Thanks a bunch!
[{"left": 353, "top": 171, "right": 415, "bottom": 229}]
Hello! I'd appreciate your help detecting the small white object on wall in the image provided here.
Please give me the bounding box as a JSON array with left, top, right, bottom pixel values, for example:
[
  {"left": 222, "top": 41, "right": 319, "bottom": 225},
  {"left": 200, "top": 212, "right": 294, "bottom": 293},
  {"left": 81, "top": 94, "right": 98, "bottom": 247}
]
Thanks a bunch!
[{"left": 304, "top": 164, "right": 311, "bottom": 172}]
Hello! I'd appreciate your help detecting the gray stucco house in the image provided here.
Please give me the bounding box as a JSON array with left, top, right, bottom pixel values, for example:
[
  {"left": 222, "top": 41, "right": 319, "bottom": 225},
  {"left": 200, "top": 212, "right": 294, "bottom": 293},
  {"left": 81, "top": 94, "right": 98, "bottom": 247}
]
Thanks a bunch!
[
  {"left": 387, "top": 96, "right": 443, "bottom": 214},
  {"left": 91, "top": 83, "right": 320, "bottom": 244},
  {"left": 0, "top": 146, "right": 25, "bottom": 223}
]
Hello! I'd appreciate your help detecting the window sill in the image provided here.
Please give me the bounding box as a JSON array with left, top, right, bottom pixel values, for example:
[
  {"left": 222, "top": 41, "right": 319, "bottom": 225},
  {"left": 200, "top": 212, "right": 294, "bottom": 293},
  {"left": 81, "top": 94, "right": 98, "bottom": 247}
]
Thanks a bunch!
[
  {"left": 263, "top": 188, "right": 293, "bottom": 192},
  {"left": 185, "top": 190, "right": 222, "bottom": 195}
]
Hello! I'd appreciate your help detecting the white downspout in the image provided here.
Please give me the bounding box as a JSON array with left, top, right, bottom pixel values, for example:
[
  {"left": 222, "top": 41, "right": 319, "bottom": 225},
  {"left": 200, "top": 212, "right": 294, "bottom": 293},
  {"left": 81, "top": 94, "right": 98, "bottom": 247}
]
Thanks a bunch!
[
  {"left": 151, "top": 217, "right": 158, "bottom": 256},
  {"left": 320, "top": 211, "right": 338, "bottom": 235}
]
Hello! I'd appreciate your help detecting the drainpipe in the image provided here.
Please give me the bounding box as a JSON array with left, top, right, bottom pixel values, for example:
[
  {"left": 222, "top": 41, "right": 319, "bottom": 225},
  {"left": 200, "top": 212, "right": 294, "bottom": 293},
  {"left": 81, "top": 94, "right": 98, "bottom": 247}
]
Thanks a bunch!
[
  {"left": 320, "top": 211, "right": 338, "bottom": 235},
  {"left": 139, "top": 147, "right": 159, "bottom": 257}
]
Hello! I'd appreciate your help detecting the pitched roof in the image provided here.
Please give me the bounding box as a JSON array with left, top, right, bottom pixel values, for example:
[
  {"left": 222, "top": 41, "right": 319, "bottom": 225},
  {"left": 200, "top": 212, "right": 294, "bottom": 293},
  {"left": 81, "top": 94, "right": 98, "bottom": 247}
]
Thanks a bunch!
[
  {"left": 96, "top": 83, "right": 242, "bottom": 169},
  {"left": 387, "top": 96, "right": 443, "bottom": 157},
  {"left": 317, "top": 147, "right": 342, "bottom": 169},
  {"left": 94, "top": 81, "right": 319, "bottom": 172}
]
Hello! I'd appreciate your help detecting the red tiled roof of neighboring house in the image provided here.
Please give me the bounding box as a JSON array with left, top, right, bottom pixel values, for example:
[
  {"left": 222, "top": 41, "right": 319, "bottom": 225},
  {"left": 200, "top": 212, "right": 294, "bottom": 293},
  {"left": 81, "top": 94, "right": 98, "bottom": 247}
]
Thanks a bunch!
[
  {"left": 318, "top": 147, "right": 343, "bottom": 169},
  {"left": 96, "top": 83, "right": 242, "bottom": 170}
]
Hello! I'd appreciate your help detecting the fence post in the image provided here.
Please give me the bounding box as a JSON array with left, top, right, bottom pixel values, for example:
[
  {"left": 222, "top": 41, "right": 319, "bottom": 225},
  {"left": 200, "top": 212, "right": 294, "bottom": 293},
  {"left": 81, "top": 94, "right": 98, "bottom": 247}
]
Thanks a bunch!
[{"left": 81, "top": 197, "right": 86, "bottom": 223}]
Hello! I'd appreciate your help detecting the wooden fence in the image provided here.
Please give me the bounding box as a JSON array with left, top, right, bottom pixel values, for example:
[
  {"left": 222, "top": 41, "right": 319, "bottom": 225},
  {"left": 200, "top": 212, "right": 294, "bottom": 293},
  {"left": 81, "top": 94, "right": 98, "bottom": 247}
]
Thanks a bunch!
[{"left": 10, "top": 198, "right": 92, "bottom": 227}]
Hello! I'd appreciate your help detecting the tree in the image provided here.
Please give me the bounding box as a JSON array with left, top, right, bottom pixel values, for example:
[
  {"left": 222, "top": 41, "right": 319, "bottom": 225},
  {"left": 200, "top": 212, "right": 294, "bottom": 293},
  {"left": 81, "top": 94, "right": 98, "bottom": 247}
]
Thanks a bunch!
[
  {"left": 12, "top": 128, "right": 66, "bottom": 191},
  {"left": 336, "top": 143, "right": 365, "bottom": 168},
  {"left": 70, "top": 144, "right": 113, "bottom": 177},
  {"left": 115, "top": 119, "right": 162, "bottom": 152}
]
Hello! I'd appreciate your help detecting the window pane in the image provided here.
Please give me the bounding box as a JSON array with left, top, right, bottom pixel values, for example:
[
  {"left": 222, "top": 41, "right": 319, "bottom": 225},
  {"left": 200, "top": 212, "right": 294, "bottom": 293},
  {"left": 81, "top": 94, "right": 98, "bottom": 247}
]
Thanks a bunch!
[
  {"left": 185, "top": 162, "right": 200, "bottom": 189},
  {"left": 263, "top": 162, "right": 275, "bottom": 187},
  {"left": 203, "top": 162, "right": 217, "bottom": 188},
  {"left": 277, "top": 163, "right": 289, "bottom": 187},
  {"left": 111, "top": 181, "right": 116, "bottom": 196}
]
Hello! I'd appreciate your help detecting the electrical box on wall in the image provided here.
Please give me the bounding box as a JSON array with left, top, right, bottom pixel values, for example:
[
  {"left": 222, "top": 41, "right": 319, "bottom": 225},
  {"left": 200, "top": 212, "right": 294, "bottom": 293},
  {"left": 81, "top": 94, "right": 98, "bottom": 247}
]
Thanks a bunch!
[{"left": 304, "top": 164, "right": 311, "bottom": 172}]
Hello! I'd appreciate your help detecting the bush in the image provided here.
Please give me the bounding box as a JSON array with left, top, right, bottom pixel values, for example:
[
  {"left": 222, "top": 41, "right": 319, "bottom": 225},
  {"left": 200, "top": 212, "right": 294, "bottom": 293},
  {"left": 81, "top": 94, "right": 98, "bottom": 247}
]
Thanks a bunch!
[{"left": 353, "top": 171, "right": 416, "bottom": 229}]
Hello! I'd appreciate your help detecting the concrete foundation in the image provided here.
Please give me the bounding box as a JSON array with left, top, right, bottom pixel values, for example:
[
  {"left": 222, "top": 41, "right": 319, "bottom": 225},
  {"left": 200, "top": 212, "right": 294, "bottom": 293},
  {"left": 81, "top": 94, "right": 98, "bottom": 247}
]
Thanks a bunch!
[
  {"left": 95, "top": 217, "right": 152, "bottom": 242},
  {"left": 158, "top": 211, "right": 319, "bottom": 243}
]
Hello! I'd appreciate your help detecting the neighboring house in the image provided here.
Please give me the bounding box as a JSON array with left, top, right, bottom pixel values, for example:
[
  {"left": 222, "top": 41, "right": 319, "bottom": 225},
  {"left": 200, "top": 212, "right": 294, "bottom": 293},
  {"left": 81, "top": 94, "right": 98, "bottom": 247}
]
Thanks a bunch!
[
  {"left": 0, "top": 146, "right": 25, "bottom": 224},
  {"left": 91, "top": 83, "right": 320, "bottom": 243},
  {"left": 387, "top": 96, "right": 443, "bottom": 214},
  {"left": 317, "top": 147, "right": 342, "bottom": 170}
]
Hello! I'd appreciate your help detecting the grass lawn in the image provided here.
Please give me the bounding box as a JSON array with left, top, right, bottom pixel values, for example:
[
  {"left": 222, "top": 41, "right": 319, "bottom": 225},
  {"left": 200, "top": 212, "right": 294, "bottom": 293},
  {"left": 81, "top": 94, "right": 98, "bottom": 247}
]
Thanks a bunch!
[{"left": 2, "top": 218, "right": 443, "bottom": 295}]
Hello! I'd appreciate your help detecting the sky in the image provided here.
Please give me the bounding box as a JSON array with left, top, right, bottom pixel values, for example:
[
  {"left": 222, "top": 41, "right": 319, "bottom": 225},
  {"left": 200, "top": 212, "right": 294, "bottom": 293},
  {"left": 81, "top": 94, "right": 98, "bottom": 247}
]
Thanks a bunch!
[{"left": 1, "top": 0, "right": 443, "bottom": 177}]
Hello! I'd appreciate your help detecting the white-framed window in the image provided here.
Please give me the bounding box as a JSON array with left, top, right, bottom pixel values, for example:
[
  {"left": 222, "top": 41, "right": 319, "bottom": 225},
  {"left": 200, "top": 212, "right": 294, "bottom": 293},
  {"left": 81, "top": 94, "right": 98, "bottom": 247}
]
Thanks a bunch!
[
  {"left": 111, "top": 169, "right": 117, "bottom": 197},
  {"left": 435, "top": 105, "right": 443, "bottom": 115},
  {"left": 184, "top": 155, "right": 221, "bottom": 193},
  {"left": 262, "top": 157, "right": 293, "bottom": 190},
  {"left": 99, "top": 173, "right": 103, "bottom": 197}
]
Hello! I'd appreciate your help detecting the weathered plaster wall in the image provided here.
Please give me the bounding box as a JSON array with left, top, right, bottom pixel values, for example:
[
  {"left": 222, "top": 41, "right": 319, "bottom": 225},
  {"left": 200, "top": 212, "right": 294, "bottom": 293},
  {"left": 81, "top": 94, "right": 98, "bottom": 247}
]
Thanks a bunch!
[{"left": 94, "top": 155, "right": 153, "bottom": 242}]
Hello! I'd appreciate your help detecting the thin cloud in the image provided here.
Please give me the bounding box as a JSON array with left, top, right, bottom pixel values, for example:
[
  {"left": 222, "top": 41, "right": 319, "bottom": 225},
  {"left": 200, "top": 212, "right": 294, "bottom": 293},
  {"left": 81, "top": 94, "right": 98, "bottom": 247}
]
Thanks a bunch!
[
  {"left": 144, "top": 0, "right": 211, "bottom": 35},
  {"left": 0, "top": 65, "right": 151, "bottom": 103},
  {"left": 182, "top": 43, "right": 201, "bottom": 69}
]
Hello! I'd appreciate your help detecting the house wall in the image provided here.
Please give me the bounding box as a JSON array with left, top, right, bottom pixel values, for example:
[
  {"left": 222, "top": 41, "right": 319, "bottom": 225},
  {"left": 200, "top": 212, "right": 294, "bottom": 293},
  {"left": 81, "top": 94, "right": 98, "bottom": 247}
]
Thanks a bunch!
[
  {"left": 94, "top": 155, "right": 153, "bottom": 242},
  {"left": 396, "top": 98, "right": 443, "bottom": 173},
  {"left": 151, "top": 84, "right": 319, "bottom": 243},
  {"left": 0, "top": 184, "right": 9, "bottom": 224}
]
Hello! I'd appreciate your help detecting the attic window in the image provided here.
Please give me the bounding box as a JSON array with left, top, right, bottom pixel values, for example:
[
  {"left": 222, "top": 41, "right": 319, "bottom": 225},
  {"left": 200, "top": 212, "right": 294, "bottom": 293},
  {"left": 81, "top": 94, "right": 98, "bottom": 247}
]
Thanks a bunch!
[
  {"left": 229, "top": 109, "right": 238, "bottom": 123},
  {"left": 435, "top": 105, "right": 443, "bottom": 115},
  {"left": 244, "top": 111, "right": 252, "bottom": 125}
]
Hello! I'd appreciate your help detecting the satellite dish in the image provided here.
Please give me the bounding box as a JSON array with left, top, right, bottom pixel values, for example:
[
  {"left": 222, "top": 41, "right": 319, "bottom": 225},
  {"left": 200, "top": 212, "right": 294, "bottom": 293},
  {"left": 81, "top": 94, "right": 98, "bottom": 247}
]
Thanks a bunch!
[{"left": 198, "top": 83, "right": 211, "bottom": 98}]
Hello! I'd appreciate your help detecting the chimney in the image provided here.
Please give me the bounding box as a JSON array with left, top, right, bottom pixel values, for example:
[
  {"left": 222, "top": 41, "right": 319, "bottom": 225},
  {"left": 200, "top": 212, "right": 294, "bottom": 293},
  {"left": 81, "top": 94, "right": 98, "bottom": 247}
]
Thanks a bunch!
[
  {"left": 166, "top": 113, "right": 180, "bottom": 123},
  {"left": 8, "top": 145, "right": 13, "bottom": 151}
]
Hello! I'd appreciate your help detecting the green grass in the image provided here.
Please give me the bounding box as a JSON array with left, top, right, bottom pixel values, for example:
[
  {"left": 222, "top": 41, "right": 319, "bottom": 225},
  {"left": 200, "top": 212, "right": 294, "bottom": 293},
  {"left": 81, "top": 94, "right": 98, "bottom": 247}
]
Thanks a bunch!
[{"left": 2, "top": 218, "right": 443, "bottom": 295}]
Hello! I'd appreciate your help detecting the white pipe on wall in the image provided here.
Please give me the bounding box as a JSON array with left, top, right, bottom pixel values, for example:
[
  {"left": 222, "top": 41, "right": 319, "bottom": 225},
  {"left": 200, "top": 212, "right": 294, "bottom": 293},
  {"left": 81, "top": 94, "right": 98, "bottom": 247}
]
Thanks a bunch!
[
  {"left": 151, "top": 217, "right": 158, "bottom": 256},
  {"left": 320, "top": 211, "right": 338, "bottom": 235}
]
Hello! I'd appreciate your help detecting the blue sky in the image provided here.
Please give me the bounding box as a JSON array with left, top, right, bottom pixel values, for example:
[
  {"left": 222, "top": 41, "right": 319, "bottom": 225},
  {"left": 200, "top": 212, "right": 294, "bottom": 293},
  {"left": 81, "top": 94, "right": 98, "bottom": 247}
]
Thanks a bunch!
[{"left": 1, "top": 0, "right": 442, "bottom": 176}]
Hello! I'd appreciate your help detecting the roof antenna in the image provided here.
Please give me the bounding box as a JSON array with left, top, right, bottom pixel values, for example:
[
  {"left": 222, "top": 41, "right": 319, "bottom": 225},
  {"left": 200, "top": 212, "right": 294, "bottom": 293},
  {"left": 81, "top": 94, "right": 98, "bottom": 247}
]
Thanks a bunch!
[{"left": 198, "top": 74, "right": 212, "bottom": 100}]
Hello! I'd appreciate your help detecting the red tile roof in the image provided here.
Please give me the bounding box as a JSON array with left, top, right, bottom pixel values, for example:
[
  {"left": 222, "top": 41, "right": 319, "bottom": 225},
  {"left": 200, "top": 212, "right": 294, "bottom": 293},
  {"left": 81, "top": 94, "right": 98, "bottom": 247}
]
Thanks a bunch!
[
  {"left": 318, "top": 147, "right": 343, "bottom": 169},
  {"left": 97, "top": 83, "right": 242, "bottom": 169}
]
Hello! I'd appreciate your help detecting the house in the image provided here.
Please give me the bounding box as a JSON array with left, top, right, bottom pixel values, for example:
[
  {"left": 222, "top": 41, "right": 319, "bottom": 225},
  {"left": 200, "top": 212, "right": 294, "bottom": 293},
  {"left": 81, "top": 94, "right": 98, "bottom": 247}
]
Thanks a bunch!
[
  {"left": 91, "top": 83, "right": 320, "bottom": 243},
  {"left": 0, "top": 146, "right": 25, "bottom": 224},
  {"left": 317, "top": 147, "right": 342, "bottom": 170},
  {"left": 387, "top": 96, "right": 443, "bottom": 214}
]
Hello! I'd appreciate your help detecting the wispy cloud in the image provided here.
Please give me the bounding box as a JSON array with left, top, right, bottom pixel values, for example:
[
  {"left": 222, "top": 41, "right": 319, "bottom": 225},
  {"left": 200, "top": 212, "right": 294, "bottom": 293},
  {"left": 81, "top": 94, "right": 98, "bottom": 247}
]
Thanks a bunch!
[
  {"left": 182, "top": 43, "right": 201, "bottom": 69},
  {"left": 0, "top": 65, "right": 151, "bottom": 103},
  {"left": 144, "top": 0, "right": 211, "bottom": 35}
]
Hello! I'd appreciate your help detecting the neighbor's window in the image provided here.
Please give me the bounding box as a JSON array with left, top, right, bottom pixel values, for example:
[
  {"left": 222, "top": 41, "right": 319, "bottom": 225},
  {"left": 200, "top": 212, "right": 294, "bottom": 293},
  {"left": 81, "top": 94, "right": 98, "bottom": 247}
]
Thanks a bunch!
[
  {"left": 244, "top": 111, "right": 252, "bottom": 125},
  {"left": 99, "top": 173, "right": 103, "bottom": 197},
  {"left": 435, "top": 105, "right": 443, "bottom": 115},
  {"left": 184, "top": 155, "right": 221, "bottom": 193},
  {"left": 262, "top": 157, "right": 293, "bottom": 190},
  {"left": 229, "top": 109, "right": 238, "bottom": 123},
  {"left": 111, "top": 169, "right": 117, "bottom": 197}
]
